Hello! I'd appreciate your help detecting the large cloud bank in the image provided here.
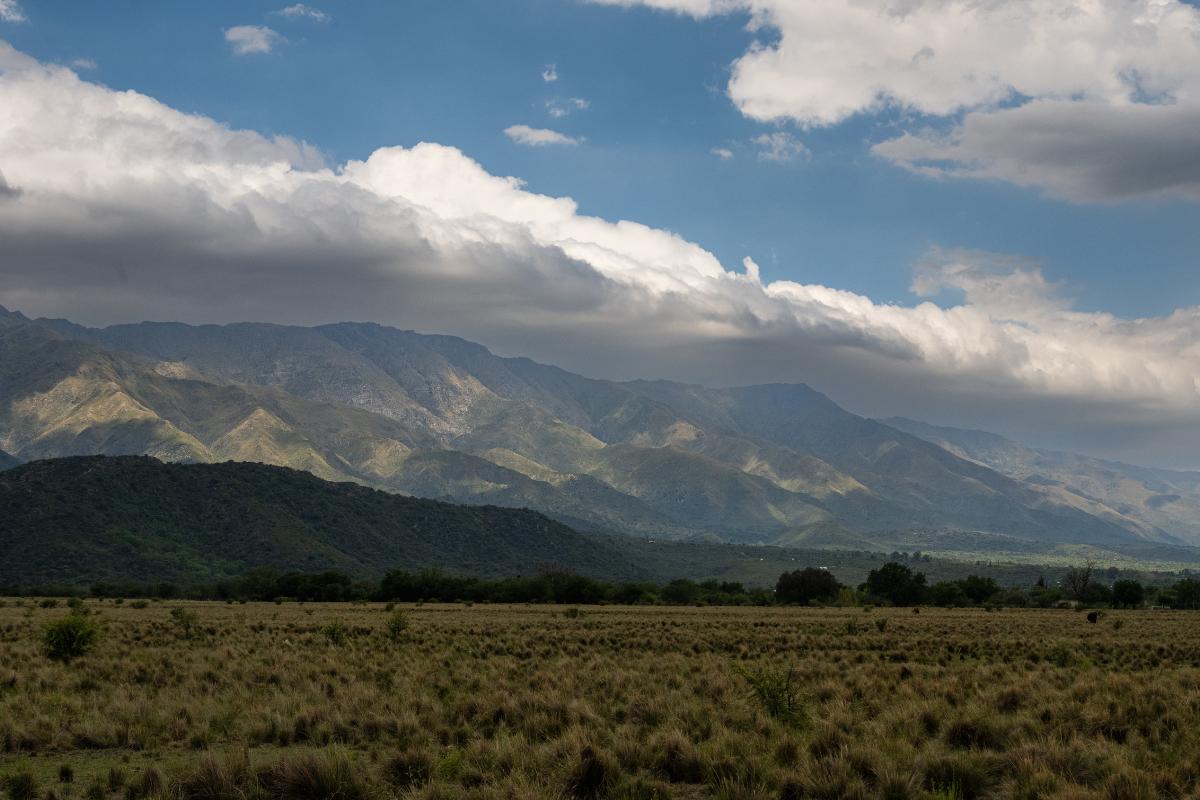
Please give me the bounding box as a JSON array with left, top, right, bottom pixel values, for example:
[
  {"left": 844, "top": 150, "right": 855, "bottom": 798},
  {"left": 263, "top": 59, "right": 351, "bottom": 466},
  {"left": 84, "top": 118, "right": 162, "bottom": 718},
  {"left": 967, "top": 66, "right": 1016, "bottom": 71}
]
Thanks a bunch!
[
  {"left": 592, "top": 0, "right": 1200, "bottom": 203},
  {"left": 1, "top": 43, "right": 1198, "bottom": 465}
]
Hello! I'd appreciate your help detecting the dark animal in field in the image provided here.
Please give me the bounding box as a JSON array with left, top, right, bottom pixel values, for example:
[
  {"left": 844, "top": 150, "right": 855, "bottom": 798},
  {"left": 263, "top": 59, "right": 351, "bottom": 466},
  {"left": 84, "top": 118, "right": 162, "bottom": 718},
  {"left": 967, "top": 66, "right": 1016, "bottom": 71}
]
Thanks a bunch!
[
  {"left": 1087, "top": 611, "right": 1100, "bottom": 623},
  {"left": 912, "top": 608, "right": 920, "bottom": 615}
]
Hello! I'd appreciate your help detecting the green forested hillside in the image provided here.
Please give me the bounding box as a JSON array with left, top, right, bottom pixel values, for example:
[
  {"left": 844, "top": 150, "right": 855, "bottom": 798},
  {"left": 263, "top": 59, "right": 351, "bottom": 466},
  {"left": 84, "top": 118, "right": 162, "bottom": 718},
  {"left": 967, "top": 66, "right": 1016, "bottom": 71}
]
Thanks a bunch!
[{"left": 0, "top": 456, "right": 642, "bottom": 586}]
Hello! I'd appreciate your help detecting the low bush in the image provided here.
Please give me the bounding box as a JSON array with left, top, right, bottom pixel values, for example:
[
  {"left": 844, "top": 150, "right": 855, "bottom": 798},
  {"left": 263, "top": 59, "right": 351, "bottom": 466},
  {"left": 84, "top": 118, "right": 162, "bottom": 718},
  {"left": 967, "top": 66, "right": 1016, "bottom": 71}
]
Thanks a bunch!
[{"left": 42, "top": 613, "right": 100, "bottom": 662}]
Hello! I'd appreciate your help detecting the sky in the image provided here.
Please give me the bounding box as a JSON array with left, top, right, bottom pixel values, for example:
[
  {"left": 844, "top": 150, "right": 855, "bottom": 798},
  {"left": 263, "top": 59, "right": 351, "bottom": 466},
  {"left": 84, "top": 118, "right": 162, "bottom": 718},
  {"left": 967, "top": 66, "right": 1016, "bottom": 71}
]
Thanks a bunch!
[{"left": 1, "top": 0, "right": 1199, "bottom": 468}]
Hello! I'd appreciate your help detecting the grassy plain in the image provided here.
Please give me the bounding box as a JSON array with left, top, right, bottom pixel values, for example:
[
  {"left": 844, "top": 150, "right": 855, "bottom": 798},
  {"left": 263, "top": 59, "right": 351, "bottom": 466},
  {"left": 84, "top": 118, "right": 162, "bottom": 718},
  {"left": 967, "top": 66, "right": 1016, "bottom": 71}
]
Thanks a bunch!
[{"left": 3, "top": 601, "right": 1200, "bottom": 799}]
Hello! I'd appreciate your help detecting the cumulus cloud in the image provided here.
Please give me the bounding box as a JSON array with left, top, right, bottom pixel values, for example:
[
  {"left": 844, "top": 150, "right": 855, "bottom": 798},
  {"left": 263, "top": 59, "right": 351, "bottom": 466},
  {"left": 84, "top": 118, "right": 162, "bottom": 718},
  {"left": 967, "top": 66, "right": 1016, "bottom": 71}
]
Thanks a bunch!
[
  {"left": 753, "top": 132, "right": 806, "bottom": 163},
  {"left": 542, "top": 64, "right": 558, "bottom": 82},
  {"left": 504, "top": 124, "right": 582, "bottom": 146},
  {"left": 590, "top": 0, "right": 1200, "bottom": 203},
  {"left": 225, "top": 25, "right": 284, "bottom": 56},
  {"left": 710, "top": 146, "right": 733, "bottom": 160},
  {"left": 0, "top": 0, "right": 24, "bottom": 23},
  {"left": 273, "top": 4, "right": 331, "bottom": 22},
  {"left": 2, "top": 42, "right": 1200, "bottom": 464}
]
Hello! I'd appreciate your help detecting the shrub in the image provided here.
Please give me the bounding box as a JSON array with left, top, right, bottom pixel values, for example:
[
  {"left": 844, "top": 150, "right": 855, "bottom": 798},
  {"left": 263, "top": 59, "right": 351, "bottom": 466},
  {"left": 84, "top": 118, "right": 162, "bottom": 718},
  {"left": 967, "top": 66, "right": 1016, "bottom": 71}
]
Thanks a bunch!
[
  {"left": 323, "top": 621, "right": 348, "bottom": 646},
  {"left": 875, "top": 618, "right": 889, "bottom": 633},
  {"left": 385, "top": 611, "right": 409, "bottom": 641},
  {"left": 130, "top": 600, "right": 149, "bottom": 609},
  {"left": 43, "top": 613, "right": 100, "bottom": 662},
  {"left": 170, "top": 607, "right": 200, "bottom": 638}
]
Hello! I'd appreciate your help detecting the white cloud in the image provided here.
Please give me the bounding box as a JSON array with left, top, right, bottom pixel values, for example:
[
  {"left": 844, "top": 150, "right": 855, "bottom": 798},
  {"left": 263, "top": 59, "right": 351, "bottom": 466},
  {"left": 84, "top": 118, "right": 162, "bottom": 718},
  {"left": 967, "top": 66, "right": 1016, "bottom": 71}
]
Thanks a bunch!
[
  {"left": 590, "top": 0, "right": 1200, "bottom": 203},
  {"left": 273, "top": 4, "right": 331, "bottom": 22},
  {"left": 0, "top": 0, "right": 25, "bottom": 23},
  {"left": 594, "top": 0, "right": 1200, "bottom": 125},
  {"left": 753, "top": 131, "right": 806, "bottom": 163},
  {"left": 710, "top": 146, "right": 733, "bottom": 160},
  {"left": 70, "top": 58, "right": 97, "bottom": 71},
  {"left": 2, "top": 42, "right": 1200, "bottom": 463},
  {"left": 224, "top": 25, "right": 284, "bottom": 56},
  {"left": 542, "top": 64, "right": 558, "bottom": 82},
  {"left": 504, "top": 124, "right": 582, "bottom": 147}
]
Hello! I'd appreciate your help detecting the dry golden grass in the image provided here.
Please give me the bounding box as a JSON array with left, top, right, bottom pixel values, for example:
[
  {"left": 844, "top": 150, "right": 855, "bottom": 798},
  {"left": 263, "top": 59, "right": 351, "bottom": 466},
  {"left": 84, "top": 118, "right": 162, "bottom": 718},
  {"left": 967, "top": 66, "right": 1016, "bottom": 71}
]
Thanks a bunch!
[{"left": 2, "top": 601, "right": 1200, "bottom": 799}]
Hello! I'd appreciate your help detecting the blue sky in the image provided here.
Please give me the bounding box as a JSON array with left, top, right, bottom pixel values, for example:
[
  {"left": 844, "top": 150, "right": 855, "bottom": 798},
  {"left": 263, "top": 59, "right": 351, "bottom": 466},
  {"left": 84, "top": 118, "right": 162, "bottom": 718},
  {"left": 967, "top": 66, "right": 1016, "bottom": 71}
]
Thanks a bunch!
[{"left": 5, "top": 0, "right": 1198, "bottom": 318}]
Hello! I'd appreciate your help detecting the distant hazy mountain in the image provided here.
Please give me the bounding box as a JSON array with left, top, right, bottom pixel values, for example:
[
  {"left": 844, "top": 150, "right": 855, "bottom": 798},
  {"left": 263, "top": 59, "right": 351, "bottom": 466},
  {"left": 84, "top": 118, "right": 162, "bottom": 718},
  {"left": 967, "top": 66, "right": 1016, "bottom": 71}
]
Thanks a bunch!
[
  {"left": 0, "top": 449, "right": 19, "bottom": 470},
  {"left": 0, "top": 305, "right": 1181, "bottom": 546},
  {"left": 0, "top": 456, "right": 642, "bottom": 586},
  {"left": 885, "top": 417, "right": 1200, "bottom": 543}
]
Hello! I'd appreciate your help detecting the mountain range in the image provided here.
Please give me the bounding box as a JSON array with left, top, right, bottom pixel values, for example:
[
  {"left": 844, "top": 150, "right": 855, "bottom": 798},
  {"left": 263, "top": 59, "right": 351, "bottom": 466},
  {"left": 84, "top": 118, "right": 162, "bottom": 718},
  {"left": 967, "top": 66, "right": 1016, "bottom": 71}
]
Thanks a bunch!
[{"left": 1, "top": 304, "right": 1196, "bottom": 551}]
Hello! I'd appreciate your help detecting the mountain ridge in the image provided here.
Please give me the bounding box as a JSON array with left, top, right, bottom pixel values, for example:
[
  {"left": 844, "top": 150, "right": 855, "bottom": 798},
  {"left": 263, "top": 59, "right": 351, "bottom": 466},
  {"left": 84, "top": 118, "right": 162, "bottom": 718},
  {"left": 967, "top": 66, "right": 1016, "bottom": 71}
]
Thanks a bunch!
[
  {"left": 0, "top": 305, "right": 1188, "bottom": 547},
  {"left": 884, "top": 416, "right": 1200, "bottom": 543}
]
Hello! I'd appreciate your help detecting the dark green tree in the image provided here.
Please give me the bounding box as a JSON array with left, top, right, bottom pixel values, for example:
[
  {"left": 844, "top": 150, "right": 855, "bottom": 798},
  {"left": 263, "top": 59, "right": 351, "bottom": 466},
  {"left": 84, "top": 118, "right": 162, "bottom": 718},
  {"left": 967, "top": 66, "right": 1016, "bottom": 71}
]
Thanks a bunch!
[
  {"left": 1111, "top": 580, "right": 1145, "bottom": 609},
  {"left": 960, "top": 575, "right": 1001, "bottom": 605},
  {"left": 864, "top": 562, "right": 927, "bottom": 606},
  {"left": 1172, "top": 578, "right": 1200, "bottom": 609},
  {"left": 775, "top": 567, "right": 841, "bottom": 605}
]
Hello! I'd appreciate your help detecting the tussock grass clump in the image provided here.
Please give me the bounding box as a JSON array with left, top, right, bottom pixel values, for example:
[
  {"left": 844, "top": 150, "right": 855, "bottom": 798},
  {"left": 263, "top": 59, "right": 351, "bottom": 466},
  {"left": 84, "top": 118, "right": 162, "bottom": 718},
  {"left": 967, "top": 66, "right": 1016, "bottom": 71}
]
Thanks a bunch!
[
  {"left": 174, "top": 753, "right": 256, "bottom": 800},
  {"left": 921, "top": 752, "right": 998, "bottom": 800},
  {"left": 262, "top": 750, "right": 369, "bottom": 800},
  {"left": 384, "top": 748, "right": 431, "bottom": 789},
  {"left": 732, "top": 663, "right": 805, "bottom": 725},
  {"left": 4, "top": 772, "right": 37, "bottom": 800},
  {"left": 565, "top": 745, "right": 618, "bottom": 798}
]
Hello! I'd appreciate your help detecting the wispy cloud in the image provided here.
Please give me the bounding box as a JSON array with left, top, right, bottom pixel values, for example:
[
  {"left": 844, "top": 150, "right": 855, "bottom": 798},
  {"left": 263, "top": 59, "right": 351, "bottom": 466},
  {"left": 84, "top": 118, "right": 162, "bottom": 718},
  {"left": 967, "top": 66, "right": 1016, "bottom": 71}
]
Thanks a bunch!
[
  {"left": 753, "top": 132, "right": 806, "bottom": 164},
  {"left": 225, "top": 25, "right": 285, "bottom": 56},
  {"left": 710, "top": 146, "right": 733, "bottom": 160},
  {"left": 504, "top": 124, "right": 582, "bottom": 147},
  {"left": 0, "top": 0, "right": 26, "bottom": 23},
  {"left": 542, "top": 64, "right": 558, "bottom": 82},
  {"left": 546, "top": 97, "right": 590, "bottom": 118},
  {"left": 272, "top": 4, "right": 331, "bottom": 23}
]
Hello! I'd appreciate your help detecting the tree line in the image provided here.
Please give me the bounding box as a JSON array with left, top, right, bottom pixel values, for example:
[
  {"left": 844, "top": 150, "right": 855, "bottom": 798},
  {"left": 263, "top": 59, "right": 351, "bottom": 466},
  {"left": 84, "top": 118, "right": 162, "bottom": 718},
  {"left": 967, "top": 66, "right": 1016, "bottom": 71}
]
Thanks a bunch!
[
  {"left": 7, "top": 561, "right": 1200, "bottom": 608},
  {"left": 779, "top": 561, "right": 1200, "bottom": 609}
]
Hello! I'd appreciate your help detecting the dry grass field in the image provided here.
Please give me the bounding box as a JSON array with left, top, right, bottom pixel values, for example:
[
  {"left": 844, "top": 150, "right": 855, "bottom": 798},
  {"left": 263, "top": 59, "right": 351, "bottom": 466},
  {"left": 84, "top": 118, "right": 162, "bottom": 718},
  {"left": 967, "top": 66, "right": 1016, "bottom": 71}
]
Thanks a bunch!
[{"left": 3, "top": 600, "right": 1200, "bottom": 800}]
